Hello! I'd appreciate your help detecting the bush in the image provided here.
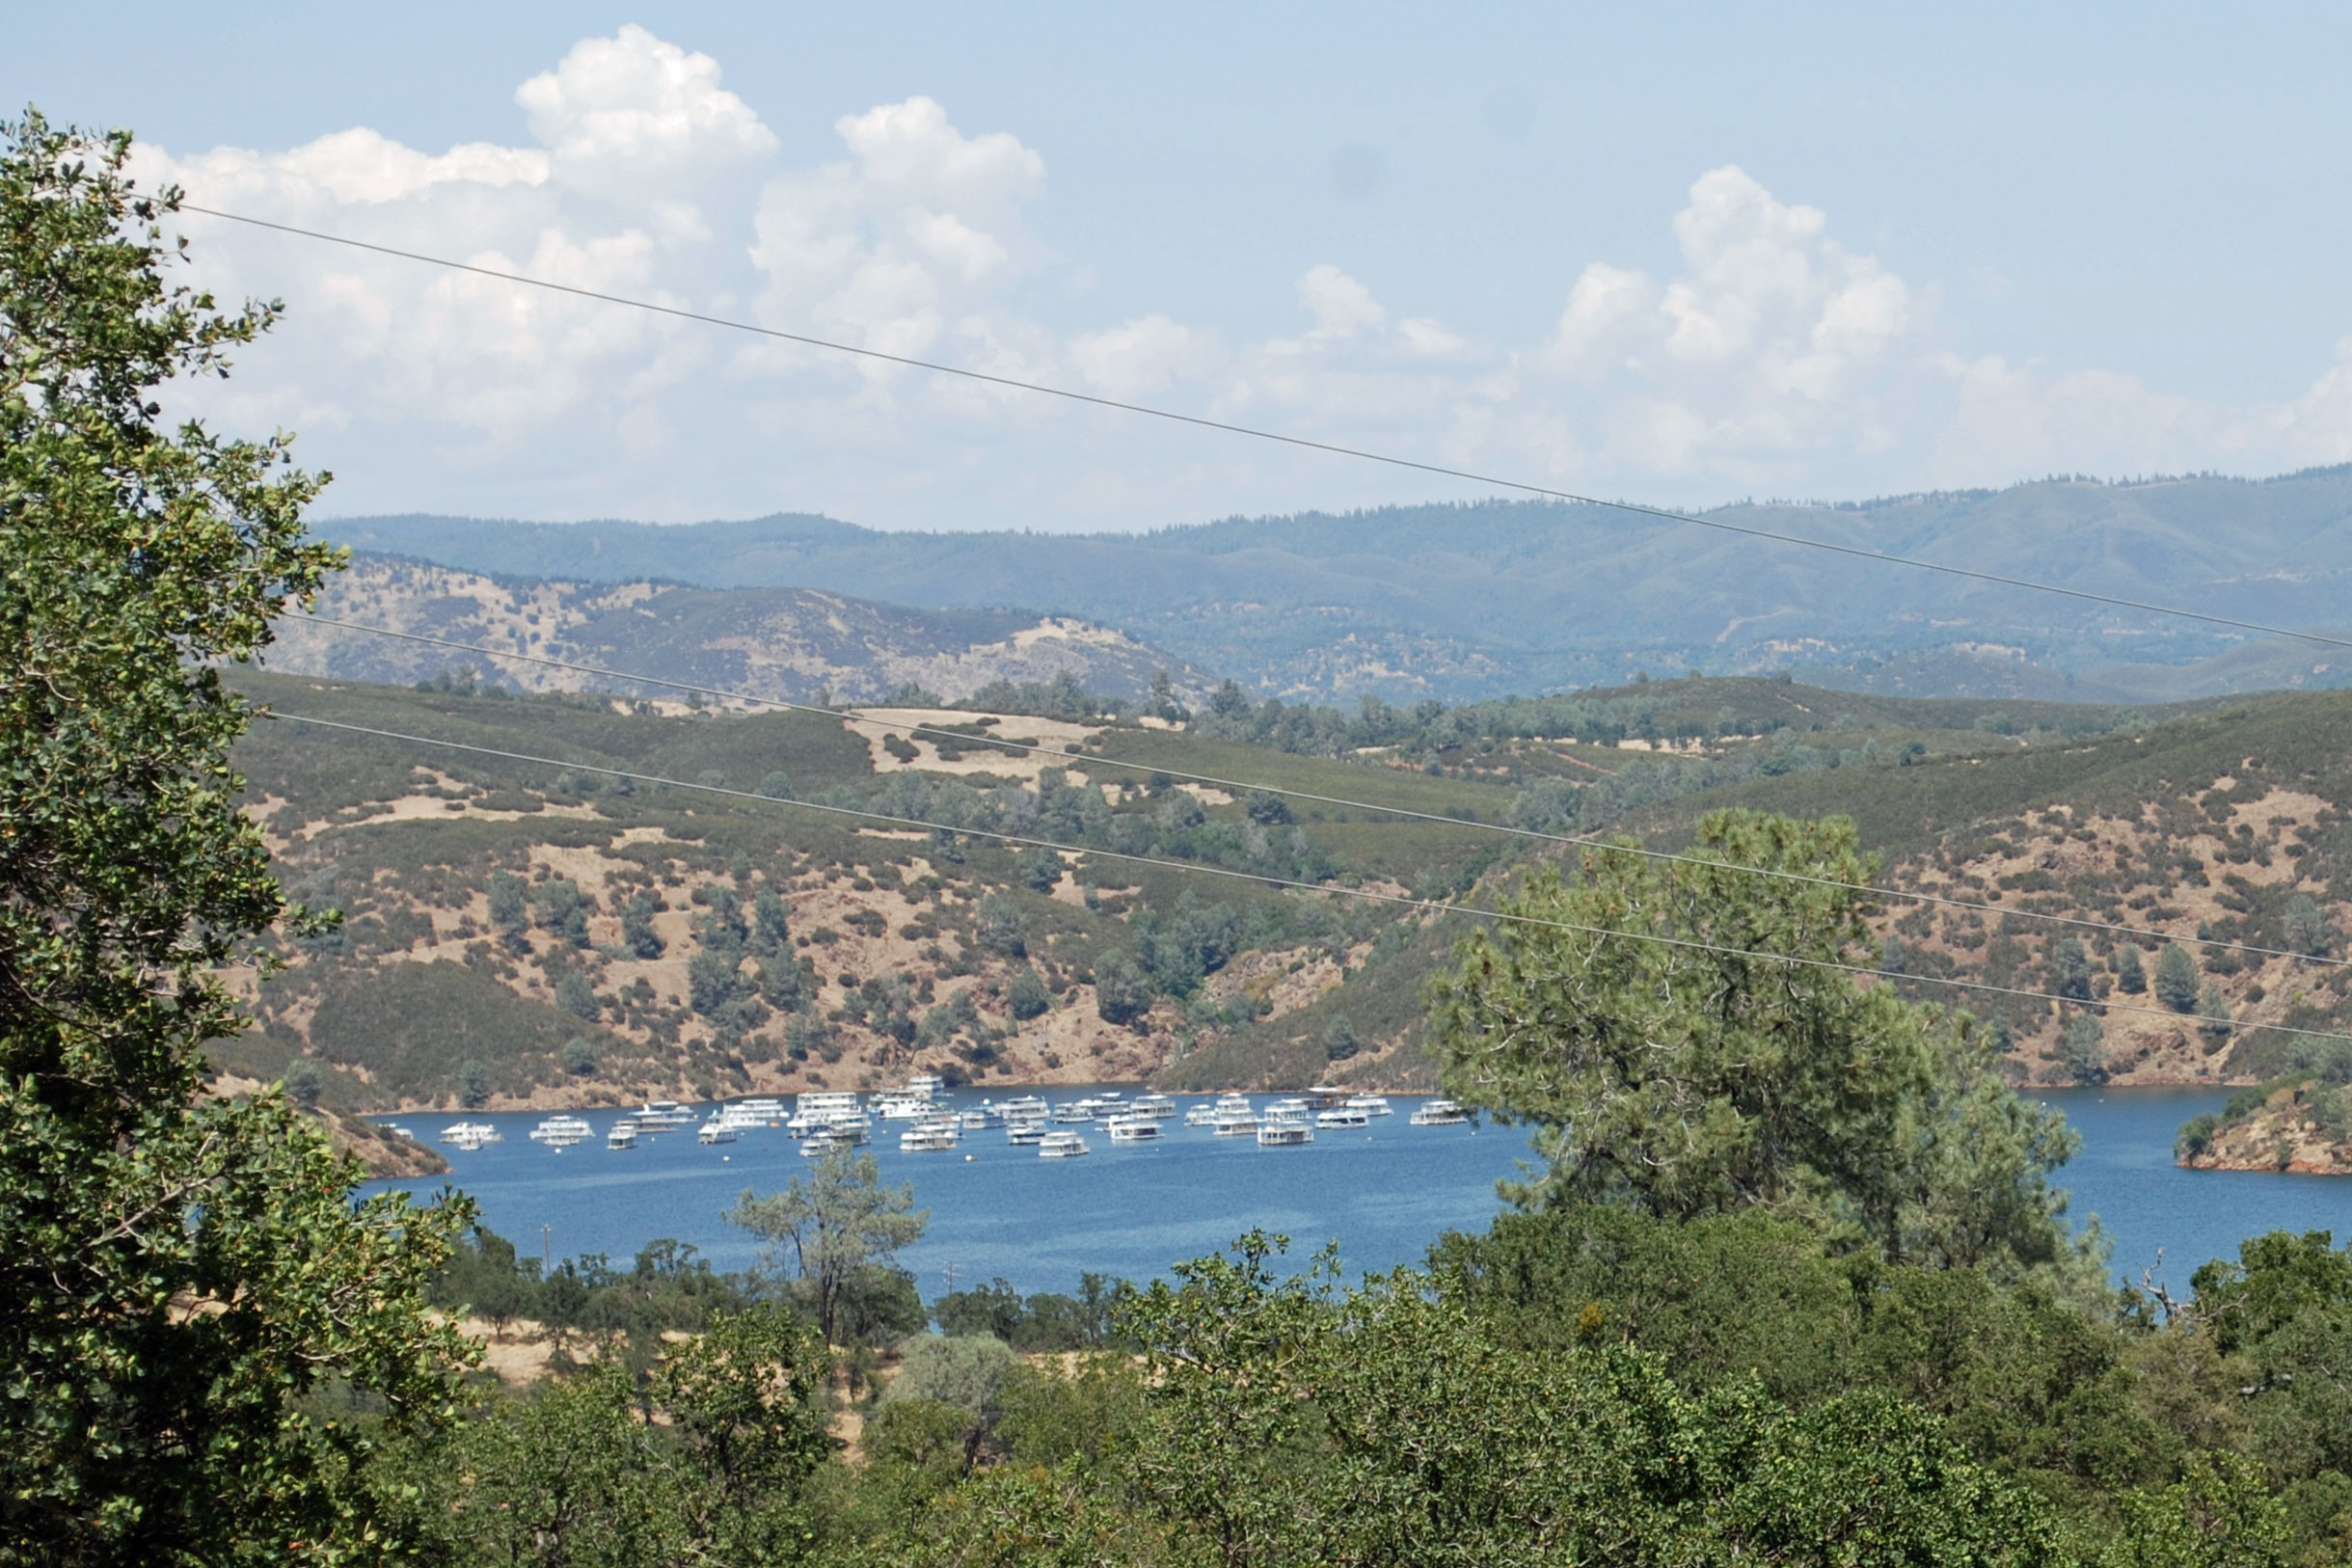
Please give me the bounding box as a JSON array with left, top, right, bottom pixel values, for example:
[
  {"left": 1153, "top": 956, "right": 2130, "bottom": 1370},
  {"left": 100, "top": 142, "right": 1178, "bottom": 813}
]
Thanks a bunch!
[
  {"left": 1008, "top": 967, "right": 1052, "bottom": 1021},
  {"left": 458, "top": 1057, "right": 490, "bottom": 1108},
  {"left": 1093, "top": 950, "right": 1150, "bottom": 1026},
  {"left": 620, "top": 893, "right": 665, "bottom": 959},
  {"left": 887, "top": 1335, "right": 1015, "bottom": 1420},
  {"left": 2197, "top": 983, "right": 2233, "bottom": 1046},
  {"left": 281, "top": 1057, "right": 323, "bottom": 1111},
  {"left": 1323, "top": 1014, "right": 1362, "bottom": 1062},
  {"left": 554, "top": 972, "right": 601, "bottom": 1021},
  {"left": 561, "top": 1037, "right": 598, "bottom": 1076},
  {"left": 2058, "top": 1012, "right": 2106, "bottom": 1084},
  {"left": 688, "top": 950, "right": 748, "bottom": 1016},
  {"left": 2155, "top": 944, "right": 2201, "bottom": 1013},
  {"left": 487, "top": 873, "right": 528, "bottom": 944},
  {"left": 1244, "top": 789, "right": 1293, "bottom": 825},
  {"left": 757, "top": 770, "right": 793, "bottom": 799},
  {"left": 974, "top": 896, "right": 1026, "bottom": 959},
  {"left": 1017, "top": 847, "right": 1064, "bottom": 892}
]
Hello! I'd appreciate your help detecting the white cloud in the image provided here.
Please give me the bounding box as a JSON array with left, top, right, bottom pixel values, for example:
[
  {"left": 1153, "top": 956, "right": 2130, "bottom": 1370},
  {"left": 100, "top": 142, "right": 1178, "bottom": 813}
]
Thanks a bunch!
[
  {"left": 515, "top": 25, "right": 775, "bottom": 185},
  {"left": 129, "top": 35, "right": 2352, "bottom": 527},
  {"left": 1070, "top": 315, "right": 1224, "bottom": 398}
]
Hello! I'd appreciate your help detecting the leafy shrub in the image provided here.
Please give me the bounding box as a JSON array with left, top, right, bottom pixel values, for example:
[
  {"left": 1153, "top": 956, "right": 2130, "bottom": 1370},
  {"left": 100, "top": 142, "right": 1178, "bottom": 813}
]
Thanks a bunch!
[
  {"left": 1008, "top": 968, "right": 1052, "bottom": 1021},
  {"left": 1094, "top": 950, "right": 1150, "bottom": 1026}
]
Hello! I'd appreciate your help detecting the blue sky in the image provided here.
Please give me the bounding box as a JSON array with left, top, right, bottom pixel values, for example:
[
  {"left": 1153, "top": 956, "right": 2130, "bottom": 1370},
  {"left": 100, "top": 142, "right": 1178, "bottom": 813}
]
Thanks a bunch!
[{"left": 8, "top": 3, "right": 2350, "bottom": 528}]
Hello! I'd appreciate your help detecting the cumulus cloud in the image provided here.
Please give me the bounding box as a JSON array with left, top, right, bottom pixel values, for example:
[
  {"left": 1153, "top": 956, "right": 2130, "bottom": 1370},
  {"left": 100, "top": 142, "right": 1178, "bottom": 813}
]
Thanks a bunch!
[
  {"left": 517, "top": 25, "right": 775, "bottom": 185},
  {"left": 128, "top": 30, "right": 2352, "bottom": 527}
]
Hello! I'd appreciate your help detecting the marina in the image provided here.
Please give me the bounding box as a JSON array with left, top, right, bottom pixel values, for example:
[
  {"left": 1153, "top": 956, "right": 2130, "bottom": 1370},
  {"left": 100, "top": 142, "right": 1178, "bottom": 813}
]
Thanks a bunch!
[{"left": 362, "top": 1087, "right": 2344, "bottom": 1301}]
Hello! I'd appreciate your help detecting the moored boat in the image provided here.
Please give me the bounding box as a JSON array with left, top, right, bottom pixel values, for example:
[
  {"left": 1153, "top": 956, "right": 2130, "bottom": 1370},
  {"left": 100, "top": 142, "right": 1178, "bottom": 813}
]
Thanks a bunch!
[
  {"left": 1315, "top": 1105, "right": 1369, "bottom": 1130},
  {"left": 1257, "top": 1113, "right": 1314, "bottom": 1148},
  {"left": 1039, "top": 1129, "right": 1090, "bottom": 1159},
  {"left": 1409, "top": 1098, "right": 1472, "bottom": 1126},
  {"left": 1106, "top": 1114, "right": 1161, "bottom": 1143},
  {"left": 1209, "top": 1098, "right": 1259, "bottom": 1137},
  {"left": 900, "top": 1118, "right": 961, "bottom": 1152}
]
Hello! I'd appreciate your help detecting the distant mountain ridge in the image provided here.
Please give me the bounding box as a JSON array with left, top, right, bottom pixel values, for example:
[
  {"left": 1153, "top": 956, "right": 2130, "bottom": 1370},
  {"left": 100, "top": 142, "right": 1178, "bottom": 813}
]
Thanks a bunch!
[
  {"left": 326, "top": 466, "right": 2352, "bottom": 704},
  {"left": 265, "top": 554, "right": 1216, "bottom": 706}
]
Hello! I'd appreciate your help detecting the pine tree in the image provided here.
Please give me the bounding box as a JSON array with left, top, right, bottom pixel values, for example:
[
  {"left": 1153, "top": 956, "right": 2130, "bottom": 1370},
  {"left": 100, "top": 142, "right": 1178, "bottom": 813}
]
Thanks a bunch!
[{"left": 2155, "top": 944, "right": 2201, "bottom": 1013}]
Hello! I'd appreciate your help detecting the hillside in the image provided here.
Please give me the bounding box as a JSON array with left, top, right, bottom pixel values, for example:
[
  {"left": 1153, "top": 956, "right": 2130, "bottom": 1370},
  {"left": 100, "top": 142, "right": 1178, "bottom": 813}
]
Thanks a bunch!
[
  {"left": 326, "top": 467, "right": 2352, "bottom": 703},
  {"left": 1586, "top": 686, "right": 2352, "bottom": 1086},
  {"left": 219, "top": 652, "right": 2352, "bottom": 1111},
  {"left": 264, "top": 553, "right": 1216, "bottom": 707},
  {"left": 2176, "top": 1067, "right": 2352, "bottom": 1175},
  {"left": 221, "top": 671, "right": 1513, "bottom": 1112}
]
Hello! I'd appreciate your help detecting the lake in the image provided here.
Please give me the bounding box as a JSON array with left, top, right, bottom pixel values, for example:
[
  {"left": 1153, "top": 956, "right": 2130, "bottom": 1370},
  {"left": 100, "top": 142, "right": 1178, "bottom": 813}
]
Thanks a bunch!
[{"left": 366, "top": 1086, "right": 2352, "bottom": 1299}]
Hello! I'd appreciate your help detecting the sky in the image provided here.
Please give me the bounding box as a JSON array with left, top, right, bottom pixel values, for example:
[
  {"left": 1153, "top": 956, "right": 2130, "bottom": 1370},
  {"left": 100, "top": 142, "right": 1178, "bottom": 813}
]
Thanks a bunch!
[{"left": 8, "top": 2, "right": 2352, "bottom": 530}]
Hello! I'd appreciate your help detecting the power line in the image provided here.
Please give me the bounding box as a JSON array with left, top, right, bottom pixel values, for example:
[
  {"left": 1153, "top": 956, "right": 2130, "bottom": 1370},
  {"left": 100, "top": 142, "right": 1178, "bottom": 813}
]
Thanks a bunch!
[
  {"left": 281, "top": 609, "right": 2352, "bottom": 974},
  {"left": 269, "top": 709, "right": 2352, "bottom": 1047},
  {"left": 185, "top": 202, "right": 2352, "bottom": 658}
]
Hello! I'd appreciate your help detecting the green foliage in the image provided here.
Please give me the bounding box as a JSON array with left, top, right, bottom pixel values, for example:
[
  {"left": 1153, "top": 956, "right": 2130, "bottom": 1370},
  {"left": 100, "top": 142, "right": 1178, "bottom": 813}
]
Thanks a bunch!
[
  {"left": 561, "top": 1035, "right": 599, "bottom": 1075},
  {"left": 753, "top": 887, "right": 791, "bottom": 953},
  {"left": 2096, "top": 1454, "right": 2292, "bottom": 1568},
  {"left": 1007, "top": 966, "right": 1052, "bottom": 1021},
  {"left": 2158, "top": 943, "right": 2203, "bottom": 1013},
  {"left": 1113, "top": 1231, "right": 2064, "bottom": 1566},
  {"left": 1431, "top": 810, "right": 2095, "bottom": 1284},
  {"left": 2062, "top": 1011, "right": 2110, "bottom": 1085},
  {"left": 487, "top": 871, "right": 529, "bottom": 943},
  {"left": 2286, "top": 894, "right": 2337, "bottom": 960},
  {"left": 1016, "top": 845, "right": 1065, "bottom": 891},
  {"left": 282, "top": 1054, "right": 325, "bottom": 1109},
  {"left": 0, "top": 112, "right": 473, "bottom": 1561},
  {"left": 390, "top": 1307, "right": 831, "bottom": 1567},
  {"left": 1093, "top": 948, "right": 1151, "bottom": 1025},
  {"left": 933, "top": 1274, "right": 1135, "bottom": 1353},
  {"left": 1321, "top": 1012, "right": 1361, "bottom": 1062},
  {"left": 620, "top": 890, "right": 665, "bottom": 959},
  {"left": 2052, "top": 936, "right": 2095, "bottom": 1003},
  {"left": 1244, "top": 787, "right": 1293, "bottom": 825},
  {"left": 284, "top": 956, "right": 636, "bottom": 1105},
  {"left": 974, "top": 894, "right": 1027, "bottom": 958},
  {"left": 689, "top": 948, "right": 750, "bottom": 1017},
  {"left": 2198, "top": 983, "right": 2234, "bottom": 1045},
  {"left": 884, "top": 1337, "right": 1018, "bottom": 1469},
  {"left": 2117, "top": 943, "right": 2149, "bottom": 994},
  {"left": 555, "top": 970, "right": 602, "bottom": 1020},
  {"left": 727, "top": 1148, "right": 929, "bottom": 1344},
  {"left": 458, "top": 1056, "right": 490, "bottom": 1107}
]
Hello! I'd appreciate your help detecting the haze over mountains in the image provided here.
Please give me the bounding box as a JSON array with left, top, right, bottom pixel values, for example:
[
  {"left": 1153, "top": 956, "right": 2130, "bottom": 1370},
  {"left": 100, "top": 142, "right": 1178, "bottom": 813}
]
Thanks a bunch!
[{"left": 317, "top": 467, "right": 2352, "bottom": 706}]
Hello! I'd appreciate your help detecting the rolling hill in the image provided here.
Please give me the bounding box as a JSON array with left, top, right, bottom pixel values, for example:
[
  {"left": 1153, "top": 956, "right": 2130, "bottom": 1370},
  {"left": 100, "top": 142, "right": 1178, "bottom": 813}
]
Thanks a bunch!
[
  {"left": 263, "top": 554, "right": 1217, "bottom": 707},
  {"left": 324, "top": 466, "right": 2352, "bottom": 704},
  {"left": 221, "top": 655, "right": 2352, "bottom": 1113}
]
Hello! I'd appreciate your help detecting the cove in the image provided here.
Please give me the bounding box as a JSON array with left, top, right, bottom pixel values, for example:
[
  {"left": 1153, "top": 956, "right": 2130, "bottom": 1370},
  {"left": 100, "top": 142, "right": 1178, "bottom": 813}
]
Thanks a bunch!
[{"left": 365, "top": 1087, "right": 2352, "bottom": 1299}]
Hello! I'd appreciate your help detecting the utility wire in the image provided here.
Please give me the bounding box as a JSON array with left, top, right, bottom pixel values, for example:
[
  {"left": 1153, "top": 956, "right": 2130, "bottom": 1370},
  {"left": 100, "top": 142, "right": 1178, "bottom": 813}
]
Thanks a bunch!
[
  {"left": 188, "top": 200, "right": 2352, "bottom": 658},
  {"left": 281, "top": 609, "right": 2352, "bottom": 973},
  {"left": 270, "top": 710, "right": 2352, "bottom": 1047}
]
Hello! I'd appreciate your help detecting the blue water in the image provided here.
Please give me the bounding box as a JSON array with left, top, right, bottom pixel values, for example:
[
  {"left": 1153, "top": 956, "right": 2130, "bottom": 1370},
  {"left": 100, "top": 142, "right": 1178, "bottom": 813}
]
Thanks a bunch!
[
  {"left": 365, "top": 1088, "right": 2352, "bottom": 1298},
  {"left": 367, "top": 1092, "right": 1532, "bottom": 1297},
  {"left": 2036, "top": 1088, "right": 2352, "bottom": 1291}
]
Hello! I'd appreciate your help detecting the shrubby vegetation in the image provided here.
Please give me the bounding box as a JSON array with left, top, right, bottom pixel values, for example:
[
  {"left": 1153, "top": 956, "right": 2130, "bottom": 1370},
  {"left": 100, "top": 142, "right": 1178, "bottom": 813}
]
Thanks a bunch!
[{"left": 32, "top": 109, "right": 2352, "bottom": 1562}]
